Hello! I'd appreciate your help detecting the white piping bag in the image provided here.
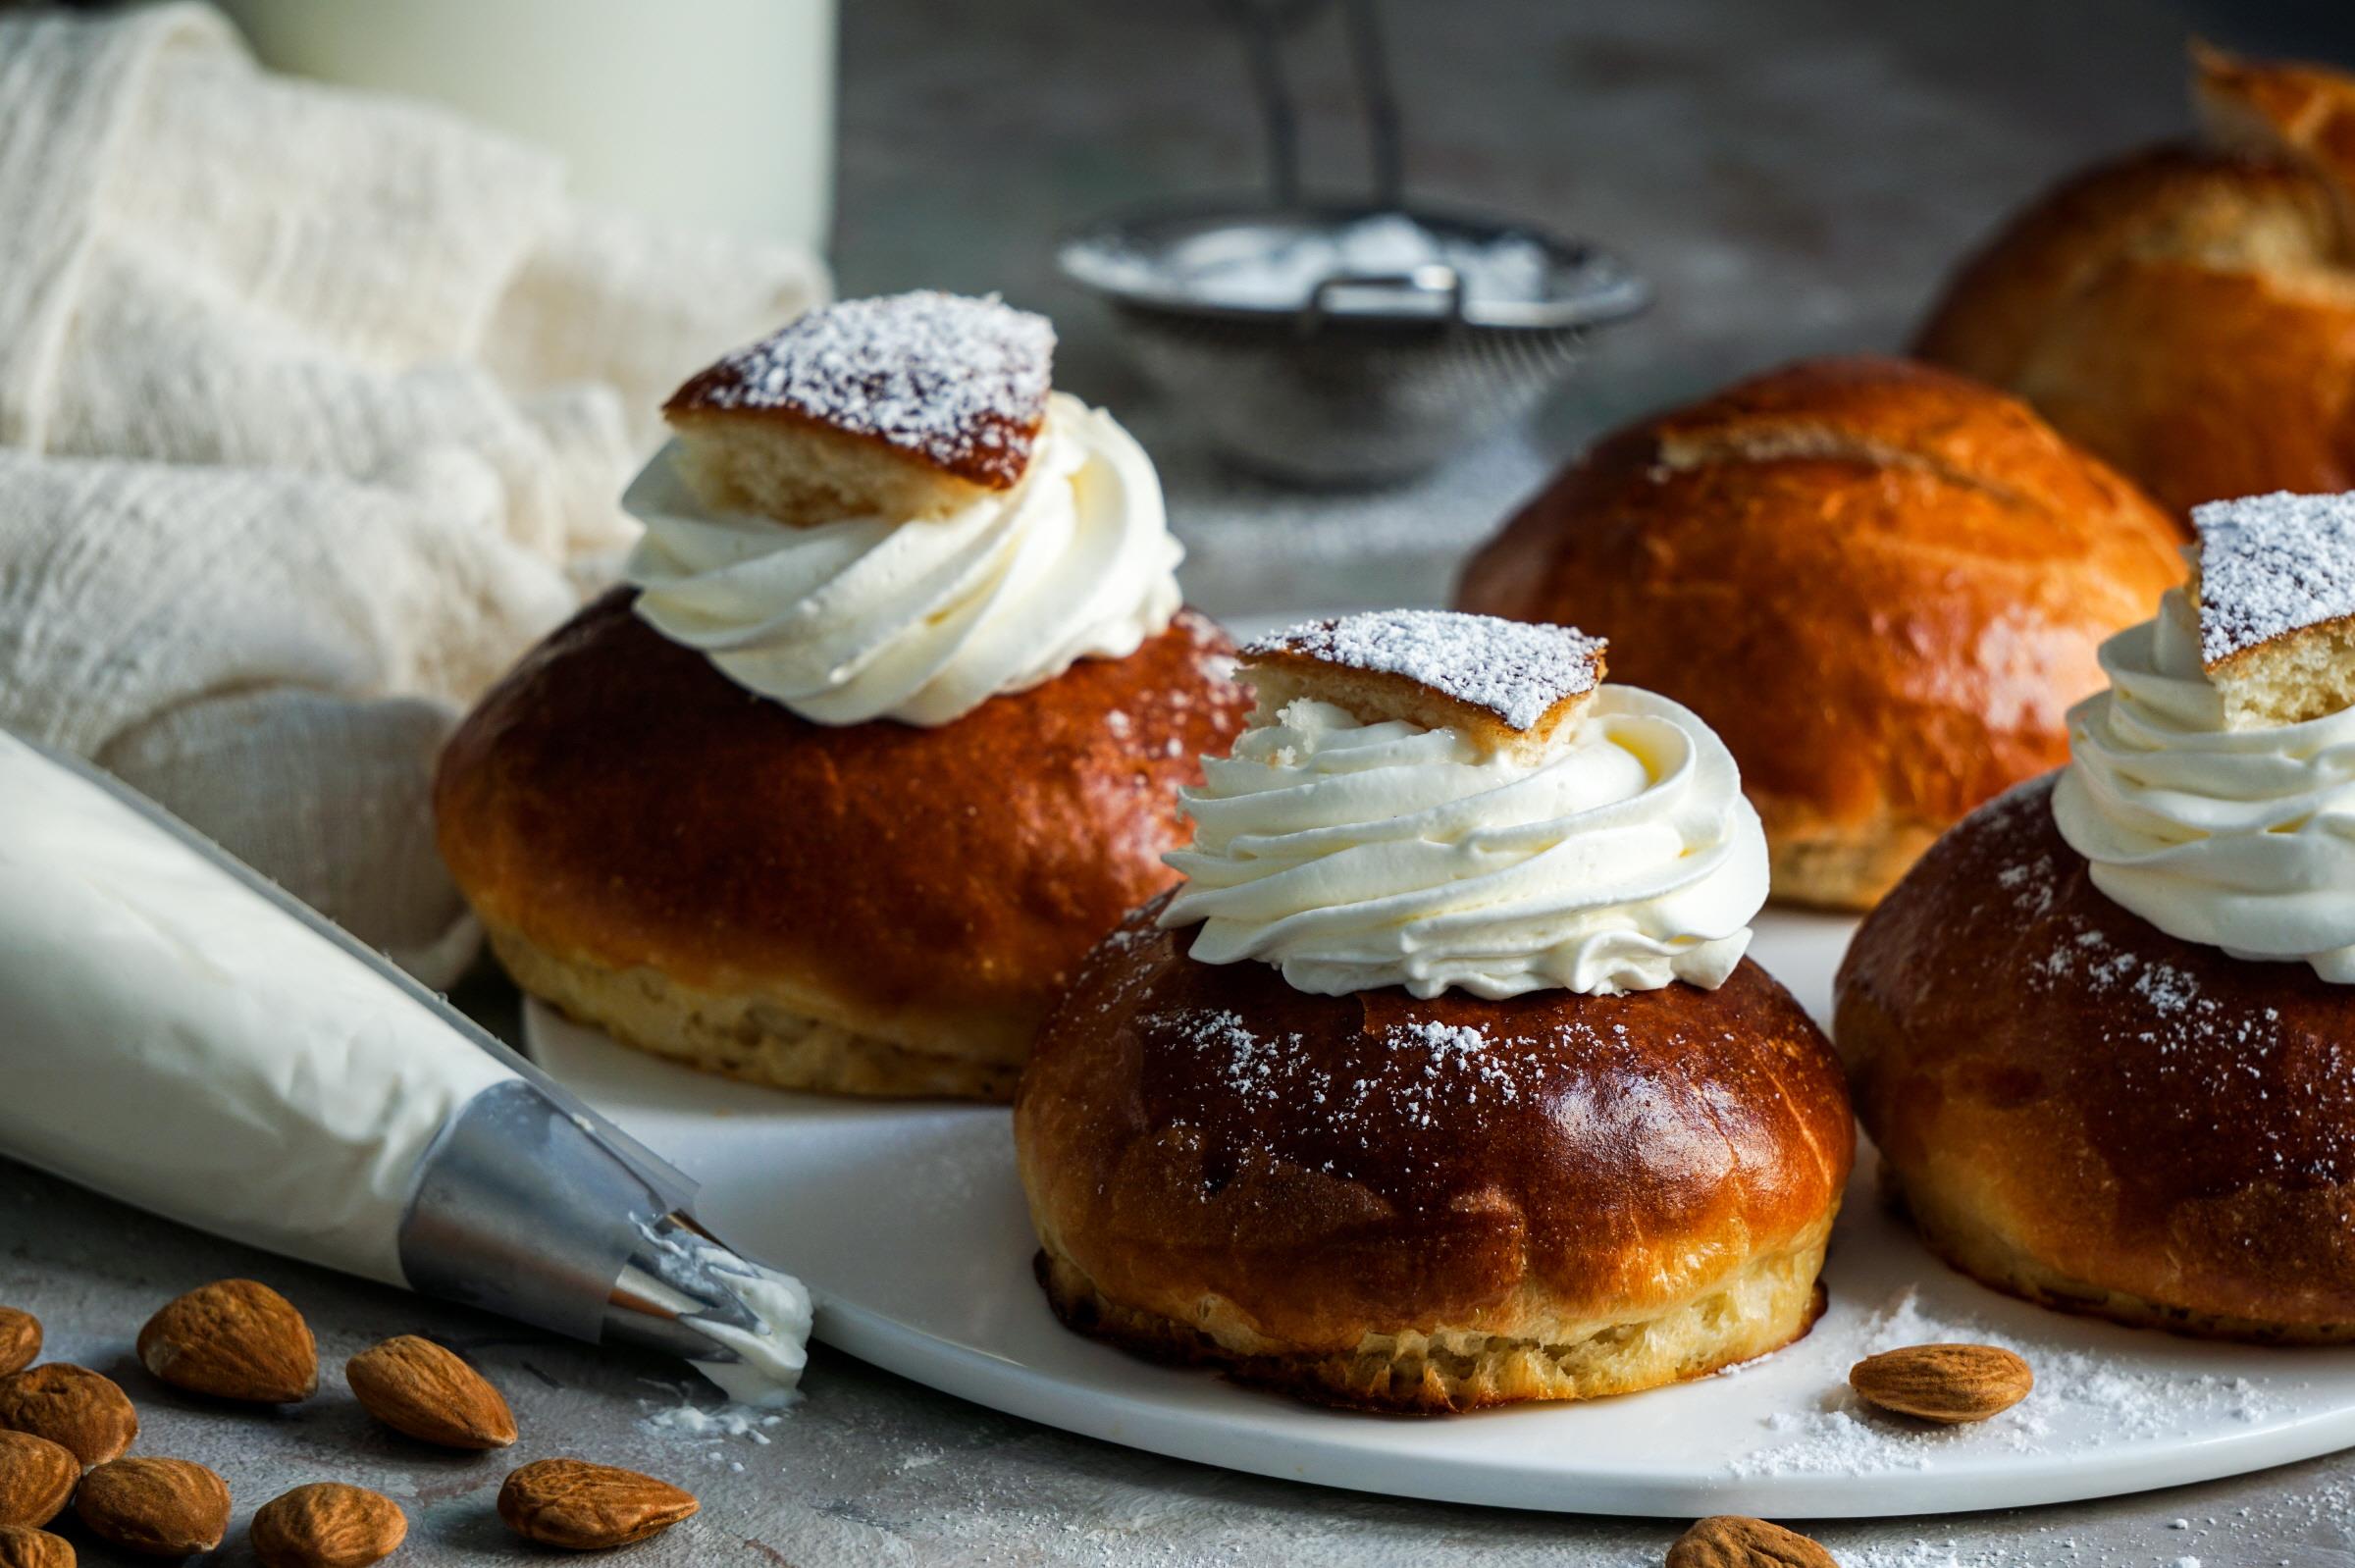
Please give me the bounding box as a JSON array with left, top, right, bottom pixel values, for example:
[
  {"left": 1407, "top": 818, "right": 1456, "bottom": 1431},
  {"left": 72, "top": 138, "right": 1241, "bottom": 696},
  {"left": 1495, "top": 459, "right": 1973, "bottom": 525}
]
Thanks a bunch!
[{"left": 0, "top": 731, "right": 809, "bottom": 1405}]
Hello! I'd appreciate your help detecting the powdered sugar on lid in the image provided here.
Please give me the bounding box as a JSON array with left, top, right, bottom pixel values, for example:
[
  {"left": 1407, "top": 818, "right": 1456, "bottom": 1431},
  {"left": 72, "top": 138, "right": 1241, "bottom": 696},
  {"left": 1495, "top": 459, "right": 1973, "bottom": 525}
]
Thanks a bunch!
[
  {"left": 665, "top": 291, "right": 1055, "bottom": 489},
  {"left": 1247, "top": 609, "right": 1605, "bottom": 732},
  {"left": 2019, "top": 914, "right": 2330, "bottom": 1177},
  {"left": 1143, "top": 1003, "right": 1625, "bottom": 1165},
  {"left": 1958, "top": 779, "right": 2347, "bottom": 1184},
  {"left": 2191, "top": 491, "right": 2355, "bottom": 665}
]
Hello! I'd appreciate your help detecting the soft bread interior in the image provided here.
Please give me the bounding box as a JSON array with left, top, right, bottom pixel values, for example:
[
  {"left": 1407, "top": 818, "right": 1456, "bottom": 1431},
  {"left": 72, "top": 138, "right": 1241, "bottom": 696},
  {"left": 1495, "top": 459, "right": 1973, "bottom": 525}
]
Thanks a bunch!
[
  {"left": 2197, "top": 569, "right": 2355, "bottom": 728},
  {"left": 1241, "top": 659, "right": 1596, "bottom": 763},
  {"left": 1240, "top": 628, "right": 1605, "bottom": 767},
  {"left": 667, "top": 408, "right": 993, "bottom": 526}
]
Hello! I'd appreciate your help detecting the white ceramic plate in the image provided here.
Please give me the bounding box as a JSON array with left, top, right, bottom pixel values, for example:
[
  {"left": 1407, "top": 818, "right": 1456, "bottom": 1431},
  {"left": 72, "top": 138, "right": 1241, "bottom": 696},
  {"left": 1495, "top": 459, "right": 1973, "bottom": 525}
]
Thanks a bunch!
[{"left": 526, "top": 911, "right": 2355, "bottom": 1518}]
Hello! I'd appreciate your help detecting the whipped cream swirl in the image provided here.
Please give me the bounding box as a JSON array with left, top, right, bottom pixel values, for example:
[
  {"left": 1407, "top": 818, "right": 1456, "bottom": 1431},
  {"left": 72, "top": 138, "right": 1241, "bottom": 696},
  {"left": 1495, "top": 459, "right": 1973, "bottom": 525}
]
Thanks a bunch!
[
  {"left": 623, "top": 392, "right": 1181, "bottom": 726},
  {"left": 1159, "top": 689, "right": 1768, "bottom": 998},
  {"left": 2054, "top": 587, "right": 2355, "bottom": 979}
]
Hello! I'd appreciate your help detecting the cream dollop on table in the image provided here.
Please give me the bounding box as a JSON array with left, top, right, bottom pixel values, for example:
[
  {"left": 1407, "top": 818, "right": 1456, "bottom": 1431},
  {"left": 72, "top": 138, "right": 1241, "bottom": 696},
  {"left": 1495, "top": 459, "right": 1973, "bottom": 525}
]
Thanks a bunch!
[
  {"left": 1161, "top": 687, "right": 1769, "bottom": 998},
  {"left": 2055, "top": 587, "right": 2355, "bottom": 980},
  {"left": 623, "top": 392, "right": 1182, "bottom": 726}
]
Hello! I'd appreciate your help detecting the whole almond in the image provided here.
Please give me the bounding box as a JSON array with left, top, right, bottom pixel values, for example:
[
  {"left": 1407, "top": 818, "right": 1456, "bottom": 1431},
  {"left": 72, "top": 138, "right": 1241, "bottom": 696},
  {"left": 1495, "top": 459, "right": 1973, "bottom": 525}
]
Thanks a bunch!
[
  {"left": 1666, "top": 1515, "right": 1840, "bottom": 1568},
  {"left": 250, "top": 1482, "right": 407, "bottom": 1568},
  {"left": 74, "top": 1457, "right": 230, "bottom": 1557},
  {"left": 137, "top": 1280, "right": 316, "bottom": 1404},
  {"left": 0, "top": 1432, "right": 77, "bottom": 1528},
  {"left": 345, "top": 1335, "right": 515, "bottom": 1450},
  {"left": 1849, "top": 1342, "right": 2033, "bottom": 1425},
  {"left": 0, "top": 1526, "right": 74, "bottom": 1568},
  {"left": 497, "top": 1459, "right": 697, "bottom": 1549},
  {"left": 0, "top": 1313, "right": 37, "bottom": 1379},
  {"left": 0, "top": 1366, "right": 136, "bottom": 1468}
]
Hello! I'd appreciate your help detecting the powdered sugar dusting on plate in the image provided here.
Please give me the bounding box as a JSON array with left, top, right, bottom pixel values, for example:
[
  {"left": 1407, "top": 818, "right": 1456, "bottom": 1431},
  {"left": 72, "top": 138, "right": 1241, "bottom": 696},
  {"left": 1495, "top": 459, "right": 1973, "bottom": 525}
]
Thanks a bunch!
[
  {"left": 1721, "top": 1285, "right": 2275, "bottom": 1483},
  {"left": 1247, "top": 609, "right": 1605, "bottom": 731},
  {"left": 667, "top": 291, "right": 1055, "bottom": 488},
  {"left": 2192, "top": 492, "right": 2355, "bottom": 665}
]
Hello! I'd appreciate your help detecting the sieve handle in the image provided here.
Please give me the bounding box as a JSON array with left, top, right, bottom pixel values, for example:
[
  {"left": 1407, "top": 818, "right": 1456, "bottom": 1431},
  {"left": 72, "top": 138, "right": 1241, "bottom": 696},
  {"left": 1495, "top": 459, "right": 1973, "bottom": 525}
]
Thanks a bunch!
[
  {"left": 1302, "top": 263, "right": 1463, "bottom": 330},
  {"left": 1218, "top": 0, "right": 1404, "bottom": 210},
  {"left": 1339, "top": 0, "right": 1403, "bottom": 209}
]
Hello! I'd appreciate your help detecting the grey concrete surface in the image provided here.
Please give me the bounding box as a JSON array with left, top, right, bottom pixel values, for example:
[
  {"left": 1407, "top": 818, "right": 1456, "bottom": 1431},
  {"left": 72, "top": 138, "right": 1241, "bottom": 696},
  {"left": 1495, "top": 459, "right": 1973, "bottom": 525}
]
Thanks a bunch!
[
  {"left": 7, "top": 1154, "right": 2355, "bottom": 1568},
  {"left": 14, "top": 1148, "right": 2355, "bottom": 1563},
  {"left": 15, "top": 0, "right": 2355, "bottom": 1562}
]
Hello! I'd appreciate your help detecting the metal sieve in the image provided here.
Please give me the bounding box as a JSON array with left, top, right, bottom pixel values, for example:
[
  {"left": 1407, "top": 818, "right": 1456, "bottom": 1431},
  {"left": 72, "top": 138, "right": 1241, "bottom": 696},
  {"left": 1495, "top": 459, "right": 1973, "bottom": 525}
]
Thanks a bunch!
[{"left": 1057, "top": 0, "right": 1648, "bottom": 487}]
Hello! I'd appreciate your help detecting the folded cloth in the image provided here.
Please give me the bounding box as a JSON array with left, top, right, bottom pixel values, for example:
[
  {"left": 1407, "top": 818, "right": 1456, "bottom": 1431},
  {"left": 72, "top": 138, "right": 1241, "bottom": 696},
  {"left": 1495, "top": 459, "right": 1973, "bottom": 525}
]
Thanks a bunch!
[{"left": 0, "top": 3, "right": 829, "bottom": 984}]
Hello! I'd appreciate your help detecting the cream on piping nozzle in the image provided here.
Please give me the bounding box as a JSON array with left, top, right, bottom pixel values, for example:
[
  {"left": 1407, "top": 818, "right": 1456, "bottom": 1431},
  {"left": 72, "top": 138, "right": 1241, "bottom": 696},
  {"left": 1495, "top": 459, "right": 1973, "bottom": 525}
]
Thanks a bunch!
[{"left": 0, "top": 731, "right": 810, "bottom": 1405}]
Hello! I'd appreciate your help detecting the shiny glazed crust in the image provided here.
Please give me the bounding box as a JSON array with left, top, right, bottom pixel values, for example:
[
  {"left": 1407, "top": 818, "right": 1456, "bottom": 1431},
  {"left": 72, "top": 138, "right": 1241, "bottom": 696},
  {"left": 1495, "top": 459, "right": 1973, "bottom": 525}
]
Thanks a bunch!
[
  {"left": 1455, "top": 355, "right": 2184, "bottom": 910},
  {"left": 1916, "top": 49, "right": 2355, "bottom": 516},
  {"left": 1836, "top": 775, "right": 2355, "bottom": 1339},
  {"left": 1015, "top": 900, "right": 1856, "bottom": 1410},
  {"left": 435, "top": 592, "right": 1249, "bottom": 1099}
]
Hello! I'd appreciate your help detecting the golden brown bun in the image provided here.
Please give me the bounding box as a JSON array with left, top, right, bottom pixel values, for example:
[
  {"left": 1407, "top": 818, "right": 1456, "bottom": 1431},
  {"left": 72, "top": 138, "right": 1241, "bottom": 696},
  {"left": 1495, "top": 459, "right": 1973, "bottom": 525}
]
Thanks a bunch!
[
  {"left": 1836, "top": 774, "right": 2355, "bottom": 1340},
  {"left": 1015, "top": 899, "right": 1855, "bottom": 1410},
  {"left": 1456, "top": 356, "right": 2184, "bottom": 910},
  {"left": 435, "top": 591, "right": 1249, "bottom": 1100},
  {"left": 1917, "top": 48, "right": 2355, "bottom": 516}
]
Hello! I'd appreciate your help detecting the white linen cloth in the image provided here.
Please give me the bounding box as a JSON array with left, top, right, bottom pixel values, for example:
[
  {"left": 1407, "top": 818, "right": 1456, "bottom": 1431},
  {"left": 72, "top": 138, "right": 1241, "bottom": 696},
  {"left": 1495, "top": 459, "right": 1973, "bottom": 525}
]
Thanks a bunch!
[{"left": 0, "top": 3, "right": 829, "bottom": 985}]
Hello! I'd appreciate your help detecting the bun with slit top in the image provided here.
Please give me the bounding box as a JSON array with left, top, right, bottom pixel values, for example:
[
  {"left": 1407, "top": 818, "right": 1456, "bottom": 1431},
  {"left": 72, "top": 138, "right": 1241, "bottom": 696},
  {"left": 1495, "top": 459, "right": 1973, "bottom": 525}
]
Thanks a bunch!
[
  {"left": 1455, "top": 355, "right": 2184, "bottom": 910},
  {"left": 1917, "top": 45, "right": 2355, "bottom": 516}
]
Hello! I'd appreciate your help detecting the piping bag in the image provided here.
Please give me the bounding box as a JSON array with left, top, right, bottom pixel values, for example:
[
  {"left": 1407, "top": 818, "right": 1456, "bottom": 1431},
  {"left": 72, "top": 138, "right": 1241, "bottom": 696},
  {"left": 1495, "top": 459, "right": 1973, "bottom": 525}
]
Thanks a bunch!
[{"left": 0, "top": 731, "right": 811, "bottom": 1405}]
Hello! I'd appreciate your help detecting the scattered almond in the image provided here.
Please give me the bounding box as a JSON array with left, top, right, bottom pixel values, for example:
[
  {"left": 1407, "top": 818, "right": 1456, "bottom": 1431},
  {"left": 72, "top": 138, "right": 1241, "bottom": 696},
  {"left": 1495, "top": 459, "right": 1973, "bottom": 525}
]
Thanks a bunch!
[
  {"left": 0, "top": 1314, "right": 37, "bottom": 1379},
  {"left": 0, "top": 1432, "right": 77, "bottom": 1528},
  {"left": 1666, "top": 1514, "right": 1840, "bottom": 1567},
  {"left": 0, "top": 1366, "right": 136, "bottom": 1468},
  {"left": 74, "top": 1456, "right": 230, "bottom": 1557},
  {"left": 250, "top": 1482, "right": 407, "bottom": 1568},
  {"left": 497, "top": 1458, "right": 698, "bottom": 1550},
  {"left": 137, "top": 1280, "right": 317, "bottom": 1404},
  {"left": 0, "top": 1525, "right": 74, "bottom": 1568},
  {"left": 1849, "top": 1342, "right": 2033, "bottom": 1425},
  {"left": 345, "top": 1335, "right": 516, "bottom": 1450}
]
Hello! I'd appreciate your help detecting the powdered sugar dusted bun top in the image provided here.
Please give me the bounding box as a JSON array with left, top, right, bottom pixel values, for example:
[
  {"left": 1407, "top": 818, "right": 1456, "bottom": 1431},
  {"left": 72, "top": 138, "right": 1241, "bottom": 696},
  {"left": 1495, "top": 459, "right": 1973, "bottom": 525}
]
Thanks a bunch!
[
  {"left": 2057, "top": 491, "right": 2355, "bottom": 979},
  {"left": 1161, "top": 609, "right": 1767, "bottom": 999},
  {"left": 2191, "top": 492, "right": 2355, "bottom": 728},
  {"left": 667, "top": 291, "right": 1055, "bottom": 501},
  {"left": 623, "top": 294, "right": 1180, "bottom": 727},
  {"left": 1242, "top": 609, "right": 1605, "bottom": 762}
]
